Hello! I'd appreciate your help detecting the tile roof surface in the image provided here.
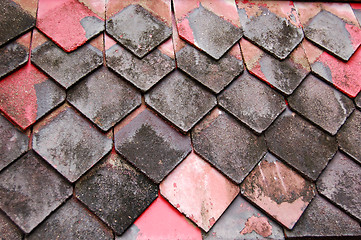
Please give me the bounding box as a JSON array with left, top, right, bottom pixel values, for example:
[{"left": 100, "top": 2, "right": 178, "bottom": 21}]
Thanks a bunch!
[{"left": 0, "top": 0, "right": 360, "bottom": 239}]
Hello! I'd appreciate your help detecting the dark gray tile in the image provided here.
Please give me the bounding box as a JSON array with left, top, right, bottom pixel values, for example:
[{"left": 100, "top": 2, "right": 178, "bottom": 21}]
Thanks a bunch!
[
  {"left": 0, "top": 41, "right": 28, "bottom": 79},
  {"left": 0, "top": 211, "right": 22, "bottom": 240},
  {"left": 355, "top": 92, "right": 361, "bottom": 109}
]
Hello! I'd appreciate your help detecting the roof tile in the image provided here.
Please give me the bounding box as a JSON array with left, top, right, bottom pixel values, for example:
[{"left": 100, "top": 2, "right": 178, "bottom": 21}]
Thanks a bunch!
[{"left": 0, "top": 211, "right": 22, "bottom": 240}]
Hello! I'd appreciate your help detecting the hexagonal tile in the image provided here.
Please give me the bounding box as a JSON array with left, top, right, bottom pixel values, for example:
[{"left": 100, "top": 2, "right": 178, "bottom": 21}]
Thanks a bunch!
[
  {"left": 145, "top": 71, "right": 216, "bottom": 132},
  {"left": 241, "top": 153, "right": 316, "bottom": 229},
  {"left": 76, "top": 151, "right": 158, "bottom": 235},
  {"left": 32, "top": 105, "right": 112, "bottom": 182},
  {"left": 0, "top": 151, "right": 72, "bottom": 233},
  {"left": 192, "top": 109, "right": 267, "bottom": 184},
  {"left": 160, "top": 152, "right": 240, "bottom": 232},
  {"left": 218, "top": 71, "right": 286, "bottom": 134},
  {"left": 0, "top": 211, "right": 22, "bottom": 240}
]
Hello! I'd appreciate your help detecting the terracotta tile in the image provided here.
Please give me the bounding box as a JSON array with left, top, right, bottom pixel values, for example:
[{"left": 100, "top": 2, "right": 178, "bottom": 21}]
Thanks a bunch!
[
  {"left": 0, "top": 151, "right": 72, "bottom": 233},
  {"left": 160, "top": 152, "right": 240, "bottom": 232},
  {"left": 32, "top": 104, "right": 112, "bottom": 182},
  {"left": 218, "top": 71, "right": 286, "bottom": 134},
  {"left": 241, "top": 153, "right": 316, "bottom": 229},
  {"left": 192, "top": 108, "right": 267, "bottom": 184},
  {"left": 0, "top": 211, "right": 22, "bottom": 240},
  {"left": 117, "top": 196, "right": 202, "bottom": 240},
  {"left": 75, "top": 151, "right": 158, "bottom": 235}
]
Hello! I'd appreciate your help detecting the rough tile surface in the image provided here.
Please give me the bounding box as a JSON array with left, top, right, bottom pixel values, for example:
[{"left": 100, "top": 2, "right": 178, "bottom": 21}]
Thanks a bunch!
[
  {"left": 160, "top": 152, "right": 240, "bottom": 232},
  {"left": 33, "top": 106, "right": 112, "bottom": 182},
  {"left": 76, "top": 151, "right": 158, "bottom": 235},
  {"left": 265, "top": 109, "right": 338, "bottom": 181},
  {"left": 192, "top": 109, "right": 267, "bottom": 184},
  {"left": 241, "top": 153, "right": 316, "bottom": 229},
  {"left": 115, "top": 109, "right": 191, "bottom": 183},
  {"left": 356, "top": 92, "right": 361, "bottom": 109},
  {"left": 145, "top": 71, "right": 216, "bottom": 132},
  {"left": 0, "top": 211, "right": 22, "bottom": 240},
  {"left": 0, "top": 151, "right": 72, "bottom": 233},
  {"left": 317, "top": 152, "right": 361, "bottom": 221},
  {"left": 218, "top": 71, "right": 286, "bottom": 134},
  {"left": 288, "top": 74, "right": 354, "bottom": 135}
]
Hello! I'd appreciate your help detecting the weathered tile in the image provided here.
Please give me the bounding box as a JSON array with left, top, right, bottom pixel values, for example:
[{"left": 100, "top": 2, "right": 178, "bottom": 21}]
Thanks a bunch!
[
  {"left": 351, "top": 3, "right": 361, "bottom": 26},
  {"left": 296, "top": 2, "right": 361, "bottom": 61},
  {"left": 0, "top": 64, "right": 66, "bottom": 129},
  {"left": 317, "top": 152, "right": 361, "bottom": 221},
  {"left": 337, "top": 110, "right": 361, "bottom": 164},
  {"left": 68, "top": 67, "right": 141, "bottom": 131},
  {"left": 203, "top": 196, "right": 284, "bottom": 240},
  {"left": 356, "top": 92, "right": 361, "bottom": 109},
  {"left": 115, "top": 109, "right": 191, "bottom": 183},
  {"left": 174, "top": 0, "right": 241, "bottom": 60},
  {"left": 240, "top": 38, "right": 310, "bottom": 95},
  {"left": 288, "top": 74, "right": 354, "bottom": 135},
  {"left": 265, "top": 109, "right": 337, "bottom": 181},
  {"left": 160, "top": 152, "right": 240, "bottom": 232},
  {"left": 76, "top": 151, "right": 158, "bottom": 235},
  {"left": 145, "top": 71, "right": 216, "bottom": 132},
  {"left": 192, "top": 109, "right": 267, "bottom": 184},
  {"left": 0, "top": 211, "right": 22, "bottom": 240},
  {"left": 37, "top": 0, "right": 104, "bottom": 52},
  {"left": 33, "top": 105, "right": 112, "bottom": 182},
  {"left": 117, "top": 196, "right": 202, "bottom": 240},
  {"left": 0, "top": 0, "right": 35, "bottom": 47},
  {"left": 26, "top": 198, "right": 113, "bottom": 240},
  {"left": 241, "top": 153, "right": 316, "bottom": 230},
  {"left": 218, "top": 71, "right": 286, "bottom": 134},
  {"left": 237, "top": 1, "right": 303, "bottom": 60},
  {"left": 0, "top": 151, "right": 72, "bottom": 233},
  {"left": 285, "top": 194, "right": 361, "bottom": 238}
]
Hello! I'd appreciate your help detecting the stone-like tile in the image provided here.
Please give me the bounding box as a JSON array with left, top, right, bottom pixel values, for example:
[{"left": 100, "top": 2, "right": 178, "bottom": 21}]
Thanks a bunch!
[
  {"left": 174, "top": 0, "right": 241, "bottom": 60},
  {"left": 285, "top": 194, "right": 361, "bottom": 238},
  {"left": 68, "top": 67, "right": 141, "bottom": 131},
  {"left": 337, "top": 110, "right": 361, "bottom": 164},
  {"left": 288, "top": 74, "right": 354, "bottom": 135},
  {"left": 192, "top": 109, "right": 267, "bottom": 184},
  {"left": 265, "top": 109, "right": 338, "bottom": 181},
  {"left": 37, "top": 0, "right": 104, "bottom": 52},
  {"left": 0, "top": 0, "right": 35, "bottom": 47},
  {"left": 33, "top": 105, "right": 112, "bottom": 182},
  {"left": 26, "top": 198, "right": 113, "bottom": 240},
  {"left": 203, "top": 196, "right": 284, "bottom": 240},
  {"left": 241, "top": 153, "right": 316, "bottom": 230},
  {"left": 0, "top": 211, "right": 22, "bottom": 240},
  {"left": 160, "top": 152, "right": 240, "bottom": 232},
  {"left": 115, "top": 109, "right": 191, "bottom": 183},
  {"left": 218, "top": 71, "right": 286, "bottom": 134},
  {"left": 117, "top": 196, "right": 202, "bottom": 240},
  {"left": 296, "top": 2, "right": 361, "bottom": 61},
  {"left": 237, "top": 1, "right": 304, "bottom": 60},
  {"left": 317, "top": 152, "right": 361, "bottom": 221},
  {"left": 240, "top": 38, "right": 310, "bottom": 95},
  {"left": 145, "top": 71, "right": 216, "bottom": 132},
  {"left": 356, "top": 92, "right": 361, "bottom": 109},
  {"left": 76, "top": 151, "right": 158, "bottom": 235},
  {"left": 0, "top": 64, "right": 66, "bottom": 129},
  {"left": 0, "top": 151, "right": 72, "bottom": 233}
]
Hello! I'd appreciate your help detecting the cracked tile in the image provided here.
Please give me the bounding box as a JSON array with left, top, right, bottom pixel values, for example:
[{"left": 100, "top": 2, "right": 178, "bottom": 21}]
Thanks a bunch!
[
  {"left": 76, "top": 151, "right": 158, "bottom": 235},
  {"left": 160, "top": 152, "right": 240, "bottom": 232},
  {"left": 0, "top": 211, "right": 22, "bottom": 240},
  {"left": 0, "top": 151, "right": 72, "bottom": 233}
]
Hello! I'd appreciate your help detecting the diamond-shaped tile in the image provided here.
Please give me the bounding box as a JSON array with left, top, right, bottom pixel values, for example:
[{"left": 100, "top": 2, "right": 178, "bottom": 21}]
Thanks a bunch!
[
  {"left": 0, "top": 151, "right": 72, "bottom": 233},
  {"left": 265, "top": 109, "right": 338, "bottom": 181},
  {"left": 0, "top": 211, "right": 22, "bottom": 240},
  {"left": 68, "top": 67, "right": 141, "bottom": 131},
  {"left": 0, "top": 64, "right": 66, "bottom": 129},
  {"left": 241, "top": 153, "right": 316, "bottom": 229},
  {"left": 160, "top": 152, "right": 240, "bottom": 232},
  {"left": 218, "top": 71, "right": 286, "bottom": 134},
  {"left": 37, "top": 0, "right": 104, "bottom": 52},
  {"left": 337, "top": 110, "right": 361, "bottom": 164},
  {"left": 27, "top": 198, "right": 113, "bottom": 240},
  {"left": 76, "top": 151, "right": 158, "bottom": 235},
  {"left": 192, "top": 109, "right": 267, "bottom": 184},
  {"left": 32, "top": 105, "right": 112, "bottom": 182},
  {"left": 145, "top": 71, "right": 216, "bottom": 132},
  {"left": 317, "top": 152, "right": 361, "bottom": 221},
  {"left": 240, "top": 38, "right": 310, "bottom": 95},
  {"left": 115, "top": 109, "right": 191, "bottom": 183},
  {"left": 288, "top": 74, "right": 354, "bottom": 135}
]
